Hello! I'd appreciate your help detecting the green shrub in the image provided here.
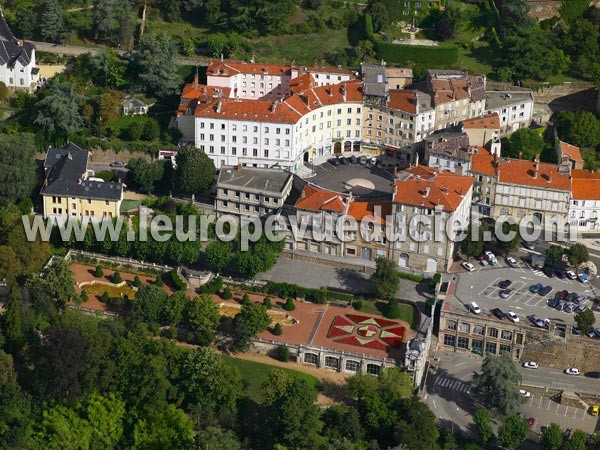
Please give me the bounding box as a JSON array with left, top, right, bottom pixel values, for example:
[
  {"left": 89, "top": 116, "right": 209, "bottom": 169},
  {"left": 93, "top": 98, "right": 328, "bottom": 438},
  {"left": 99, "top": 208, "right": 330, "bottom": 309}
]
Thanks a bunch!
[
  {"left": 94, "top": 265, "right": 104, "bottom": 278},
  {"left": 222, "top": 287, "right": 233, "bottom": 300},
  {"left": 272, "top": 345, "right": 290, "bottom": 362},
  {"left": 169, "top": 269, "right": 186, "bottom": 291},
  {"left": 375, "top": 42, "right": 459, "bottom": 65},
  {"left": 112, "top": 271, "right": 122, "bottom": 283},
  {"left": 241, "top": 293, "right": 250, "bottom": 305},
  {"left": 283, "top": 298, "right": 295, "bottom": 311},
  {"left": 81, "top": 290, "right": 88, "bottom": 302},
  {"left": 397, "top": 272, "right": 425, "bottom": 282},
  {"left": 384, "top": 298, "right": 401, "bottom": 319},
  {"left": 263, "top": 297, "right": 272, "bottom": 308},
  {"left": 155, "top": 277, "right": 164, "bottom": 287},
  {"left": 199, "top": 276, "right": 223, "bottom": 294},
  {"left": 100, "top": 291, "right": 110, "bottom": 303},
  {"left": 353, "top": 299, "right": 363, "bottom": 311},
  {"left": 365, "top": 13, "right": 374, "bottom": 40},
  {"left": 134, "top": 276, "right": 142, "bottom": 287},
  {"left": 326, "top": 290, "right": 354, "bottom": 302},
  {"left": 273, "top": 323, "right": 283, "bottom": 336}
]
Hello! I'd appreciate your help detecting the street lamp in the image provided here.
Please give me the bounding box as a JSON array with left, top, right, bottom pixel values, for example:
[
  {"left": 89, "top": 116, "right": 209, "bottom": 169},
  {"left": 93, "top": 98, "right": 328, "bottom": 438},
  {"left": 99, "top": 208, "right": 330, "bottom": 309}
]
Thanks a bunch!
[{"left": 451, "top": 406, "right": 460, "bottom": 434}]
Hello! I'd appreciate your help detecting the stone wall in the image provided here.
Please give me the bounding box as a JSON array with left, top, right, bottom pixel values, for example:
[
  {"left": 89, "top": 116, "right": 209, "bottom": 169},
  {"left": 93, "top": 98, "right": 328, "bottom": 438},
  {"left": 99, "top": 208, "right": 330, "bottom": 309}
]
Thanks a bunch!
[{"left": 521, "top": 333, "right": 600, "bottom": 372}]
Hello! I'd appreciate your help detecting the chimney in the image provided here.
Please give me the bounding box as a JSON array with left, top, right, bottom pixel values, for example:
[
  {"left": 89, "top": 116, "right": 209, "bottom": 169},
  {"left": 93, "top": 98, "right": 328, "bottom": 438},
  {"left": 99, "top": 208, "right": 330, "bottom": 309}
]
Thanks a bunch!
[
  {"left": 215, "top": 101, "right": 222, "bottom": 113},
  {"left": 423, "top": 187, "right": 430, "bottom": 198},
  {"left": 301, "top": 188, "right": 306, "bottom": 198},
  {"left": 415, "top": 153, "right": 419, "bottom": 167},
  {"left": 548, "top": 172, "right": 552, "bottom": 183},
  {"left": 220, "top": 53, "right": 224, "bottom": 62},
  {"left": 67, "top": 152, "right": 72, "bottom": 160},
  {"left": 313, "top": 58, "right": 318, "bottom": 67},
  {"left": 321, "top": 58, "right": 325, "bottom": 67},
  {"left": 193, "top": 70, "right": 198, "bottom": 88},
  {"left": 518, "top": 151, "right": 523, "bottom": 159},
  {"left": 534, "top": 154, "right": 540, "bottom": 171}
]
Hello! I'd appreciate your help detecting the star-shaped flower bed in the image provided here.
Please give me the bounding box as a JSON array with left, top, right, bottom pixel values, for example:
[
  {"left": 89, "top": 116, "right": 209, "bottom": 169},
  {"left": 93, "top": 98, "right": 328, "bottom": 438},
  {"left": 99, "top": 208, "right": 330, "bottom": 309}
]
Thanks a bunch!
[{"left": 326, "top": 313, "right": 405, "bottom": 351}]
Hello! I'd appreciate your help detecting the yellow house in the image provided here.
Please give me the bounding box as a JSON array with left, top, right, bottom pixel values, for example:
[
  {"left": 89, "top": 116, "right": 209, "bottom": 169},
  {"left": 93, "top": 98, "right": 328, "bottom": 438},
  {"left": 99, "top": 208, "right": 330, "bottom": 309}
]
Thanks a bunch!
[{"left": 41, "top": 143, "right": 123, "bottom": 220}]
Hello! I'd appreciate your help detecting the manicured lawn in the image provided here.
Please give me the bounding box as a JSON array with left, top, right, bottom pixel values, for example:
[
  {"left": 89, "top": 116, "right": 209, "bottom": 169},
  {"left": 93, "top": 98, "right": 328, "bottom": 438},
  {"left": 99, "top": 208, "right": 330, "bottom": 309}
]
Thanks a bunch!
[
  {"left": 222, "top": 355, "right": 321, "bottom": 403},
  {"left": 359, "top": 300, "right": 417, "bottom": 329}
]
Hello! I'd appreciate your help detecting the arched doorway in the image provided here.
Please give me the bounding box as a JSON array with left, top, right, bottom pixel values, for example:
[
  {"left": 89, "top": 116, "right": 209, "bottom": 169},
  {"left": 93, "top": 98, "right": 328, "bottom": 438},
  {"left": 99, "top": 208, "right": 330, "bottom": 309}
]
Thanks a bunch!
[
  {"left": 398, "top": 253, "right": 409, "bottom": 268},
  {"left": 353, "top": 142, "right": 361, "bottom": 152},
  {"left": 303, "top": 151, "right": 309, "bottom": 163},
  {"left": 426, "top": 258, "right": 437, "bottom": 273},
  {"left": 344, "top": 141, "right": 352, "bottom": 152},
  {"left": 334, "top": 142, "right": 342, "bottom": 154}
]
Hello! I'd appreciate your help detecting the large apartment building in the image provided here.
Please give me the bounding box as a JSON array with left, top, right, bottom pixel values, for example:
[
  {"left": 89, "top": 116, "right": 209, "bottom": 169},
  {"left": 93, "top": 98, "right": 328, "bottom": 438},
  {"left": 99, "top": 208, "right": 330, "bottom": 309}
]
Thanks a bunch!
[{"left": 484, "top": 91, "right": 534, "bottom": 135}]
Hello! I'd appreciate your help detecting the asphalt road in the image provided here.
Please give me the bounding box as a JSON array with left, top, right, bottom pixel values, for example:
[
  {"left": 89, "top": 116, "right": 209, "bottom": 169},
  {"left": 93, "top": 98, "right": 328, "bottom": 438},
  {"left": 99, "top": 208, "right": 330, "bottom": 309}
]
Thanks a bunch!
[{"left": 424, "top": 352, "right": 600, "bottom": 438}]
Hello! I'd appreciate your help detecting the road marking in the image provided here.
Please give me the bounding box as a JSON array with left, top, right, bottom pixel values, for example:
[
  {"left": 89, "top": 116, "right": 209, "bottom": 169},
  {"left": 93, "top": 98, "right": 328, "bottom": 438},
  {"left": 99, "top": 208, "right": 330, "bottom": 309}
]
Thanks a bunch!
[
  {"left": 455, "top": 362, "right": 465, "bottom": 367},
  {"left": 538, "top": 397, "right": 543, "bottom": 408},
  {"left": 546, "top": 399, "right": 551, "bottom": 410},
  {"left": 432, "top": 399, "right": 437, "bottom": 409},
  {"left": 556, "top": 403, "right": 560, "bottom": 414},
  {"left": 573, "top": 409, "right": 578, "bottom": 419},
  {"left": 564, "top": 406, "right": 569, "bottom": 417}
]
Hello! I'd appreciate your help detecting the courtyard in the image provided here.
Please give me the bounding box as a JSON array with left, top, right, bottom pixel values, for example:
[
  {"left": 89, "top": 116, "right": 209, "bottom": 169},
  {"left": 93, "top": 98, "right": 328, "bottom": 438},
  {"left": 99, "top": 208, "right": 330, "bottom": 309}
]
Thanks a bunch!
[{"left": 309, "top": 161, "right": 395, "bottom": 199}]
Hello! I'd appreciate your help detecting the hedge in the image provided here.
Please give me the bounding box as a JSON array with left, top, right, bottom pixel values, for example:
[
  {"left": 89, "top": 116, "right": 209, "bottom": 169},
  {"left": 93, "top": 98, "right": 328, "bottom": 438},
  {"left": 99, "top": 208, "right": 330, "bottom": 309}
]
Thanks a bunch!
[
  {"left": 169, "top": 269, "right": 187, "bottom": 291},
  {"left": 199, "top": 276, "right": 223, "bottom": 294},
  {"left": 365, "top": 13, "right": 374, "bottom": 41},
  {"left": 375, "top": 42, "right": 459, "bottom": 65},
  {"left": 397, "top": 272, "right": 425, "bottom": 282},
  {"left": 263, "top": 282, "right": 354, "bottom": 304}
]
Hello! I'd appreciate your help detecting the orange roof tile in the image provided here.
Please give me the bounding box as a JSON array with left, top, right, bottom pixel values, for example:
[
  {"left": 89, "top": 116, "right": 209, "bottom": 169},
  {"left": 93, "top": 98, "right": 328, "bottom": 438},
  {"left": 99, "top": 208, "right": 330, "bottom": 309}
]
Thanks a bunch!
[
  {"left": 496, "top": 159, "right": 571, "bottom": 190},
  {"left": 348, "top": 200, "right": 392, "bottom": 224},
  {"left": 388, "top": 89, "right": 418, "bottom": 114},
  {"left": 392, "top": 166, "right": 473, "bottom": 212},
  {"left": 571, "top": 169, "right": 600, "bottom": 200},
  {"left": 180, "top": 83, "right": 231, "bottom": 100},
  {"left": 559, "top": 141, "right": 583, "bottom": 162},
  {"left": 295, "top": 185, "right": 348, "bottom": 213},
  {"left": 462, "top": 113, "right": 500, "bottom": 130},
  {"left": 207, "top": 60, "right": 291, "bottom": 77},
  {"left": 469, "top": 150, "right": 496, "bottom": 176}
]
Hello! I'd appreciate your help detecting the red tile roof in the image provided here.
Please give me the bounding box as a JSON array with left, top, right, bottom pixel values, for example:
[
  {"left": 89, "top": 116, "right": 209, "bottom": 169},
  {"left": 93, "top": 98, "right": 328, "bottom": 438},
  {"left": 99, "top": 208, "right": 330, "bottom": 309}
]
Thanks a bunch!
[
  {"left": 207, "top": 60, "right": 291, "bottom": 77},
  {"left": 392, "top": 166, "right": 473, "bottom": 212},
  {"left": 571, "top": 169, "right": 600, "bottom": 200},
  {"left": 348, "top": 200, "right": 392, "bottom": 224},
  {"left": 388, "top": 89, "right": 418, "bottom": 114},
  {"left": 559, "top": 141, "right": 583, "bottom": 163},
  {"left": 178, "top": 80, "right": 364, "bottom": 124},
  {"left": 497, "top": 159, "right": 571, "bottom": 191},
  {"left": 462, "top": 113, "right": 500, "bottom": 130},
  {"left": 295, "top": 184, "right": 348, "bottom": 212},
  {"left": 180, "top": 83, "right": 231, "bottom": 100}
]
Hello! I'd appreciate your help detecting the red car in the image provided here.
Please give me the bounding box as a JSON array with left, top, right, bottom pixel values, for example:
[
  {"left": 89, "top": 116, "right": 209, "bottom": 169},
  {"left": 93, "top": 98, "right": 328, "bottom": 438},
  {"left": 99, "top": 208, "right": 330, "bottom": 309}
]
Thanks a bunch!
[
  {"left": 556, "top": 290, "right": 568, "bottom": 300},
  {"left": 528, "top": 417, "right": 535, "bottom": 429}
]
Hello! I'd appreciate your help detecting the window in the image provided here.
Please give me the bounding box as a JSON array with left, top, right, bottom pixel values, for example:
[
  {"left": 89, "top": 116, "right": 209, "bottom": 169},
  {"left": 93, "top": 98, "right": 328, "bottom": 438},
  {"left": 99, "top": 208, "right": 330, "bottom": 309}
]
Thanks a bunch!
[
  {"left": 501, "top": 330, "right": 513, "bottom": 340},
  {"left": 443, "top": 334, "right": 456, "bottom": 347},
  {"left": 105, "top": 200, "right": 109, "bottom": 206},
  {"left": 446, "top": 320, "right": 457, "bottom": 330},
  {"left": 488, "top": 327, "right": 498, "bottom": 338},
  {"left": 232, "top": 147, "right": 237, "bottom": 155},
  {"left": 457, "top": 337, "right": 469, "bottom": 349},
  {"left": 209, "top": 123, "right": 214, "bottom": 129},
  {"left": 499, "top": 344, "right": 511, "bottom": 354},
  {"left": 458, "top": 323, "right": 471, "bottom": 333},
  {"left": 345, "top": 360, "right": 360, "bottom": 372},
  {"left": 366, "top": 364, "right": 380, "bottom": 375},
  {"left": 473, "top": 325, "right": 484, "bottom": 335},
  {"left": 264, "top": 150, "right": 269, "bottom": 157},
  {"left": 485, "top": 342, "right": 497, "bottom": 354}
]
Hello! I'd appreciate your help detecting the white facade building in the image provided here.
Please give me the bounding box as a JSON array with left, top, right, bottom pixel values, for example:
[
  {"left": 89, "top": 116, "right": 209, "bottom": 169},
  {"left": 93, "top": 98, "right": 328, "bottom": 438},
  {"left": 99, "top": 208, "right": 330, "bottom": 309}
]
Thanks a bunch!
[
  {"left": 485, "top": 91, "right": 534, "bottom": 135},
  {"left": 0, "top": 10, "right": 39, "bottom": 90},
  {"left": 569, "top": 170, "right": 600, "bottom": 233}
]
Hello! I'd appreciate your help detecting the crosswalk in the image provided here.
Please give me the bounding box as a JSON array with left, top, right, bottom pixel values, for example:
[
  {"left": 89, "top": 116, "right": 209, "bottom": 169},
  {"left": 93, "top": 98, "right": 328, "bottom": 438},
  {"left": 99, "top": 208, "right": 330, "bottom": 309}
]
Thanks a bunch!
[
  {"left": 434, "top": 376, "right": 471, "bottom": 394},
  {"left": 531, "top": 268, "right": 546, "bottom": 277}
]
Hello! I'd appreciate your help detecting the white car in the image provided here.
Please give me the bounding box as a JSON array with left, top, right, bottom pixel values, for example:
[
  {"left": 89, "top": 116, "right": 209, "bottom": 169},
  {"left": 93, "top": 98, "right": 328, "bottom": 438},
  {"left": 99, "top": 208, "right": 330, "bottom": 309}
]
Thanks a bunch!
[
  {"left": 519, "top": 389, "right": 531, "bottom": 398},
  {"left": 507, "top": 311, "right": 519, "bottom": 323},
  {"left": 565, "top": 367, "right": 580, "bottom": 375},
  {"left": 506, "top": 257, "right": 518, "bottom": 268},
  {"left": 523, "top": 361, "right": 539, "bottom": 369},
  {"left": 462, "top": 262, "right": 475, "bottom": 272},
  {"left": 565, "top": 270, "right": 577, "bottom": 280},
  {"left": 470, "top": 302, "right": 481, "bottom": 314}
]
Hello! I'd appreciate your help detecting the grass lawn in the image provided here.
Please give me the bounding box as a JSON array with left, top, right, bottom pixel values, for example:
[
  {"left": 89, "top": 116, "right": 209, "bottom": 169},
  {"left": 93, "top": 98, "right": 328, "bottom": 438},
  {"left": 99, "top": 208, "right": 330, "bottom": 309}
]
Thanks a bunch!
[
  {"left": 222, "top": 355, "right": 321, "bottom": 403},
  {"left": 258, "top": 29, "right": 352, "bottom": 66},
  {"left": 359, "top": 300, "right": 417, "bottom": 329}
]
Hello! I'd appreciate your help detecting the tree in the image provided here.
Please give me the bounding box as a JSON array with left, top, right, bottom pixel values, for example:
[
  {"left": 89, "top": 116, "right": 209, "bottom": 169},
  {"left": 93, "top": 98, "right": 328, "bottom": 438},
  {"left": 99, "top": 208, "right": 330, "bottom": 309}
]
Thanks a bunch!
[
  {"left": 93, "top": 49, "right": 126, "bottom": 88},
  {"left": 197, "top": 427, "right": 243, "bottom": 450},
  {"left": 85, "top": 393, "right": 126, "bottom": 448},
  {"left": 436, "top": 17, "right": 454, "bottom": 41},
  {"left": 461, "top": 222, "right": 489, "bottom": 258},
  {"left": 545, "top": 245, "right": 564, "bottom": 265},
  {"left": 273, "top": 323, "right": 283, "bottom": 336},
  {"left": 37, "top": 403, "right": 93, "bottom": 449},
  {"left": 185, "top": 294, "right": 221, "bottom": 345},
  {"left": 371, "top": 257, "right": 400, "bottom": 300},
  {"left": 41, "top": 0, "right": 67, "bottom": 43},
  {"left": 540, "top": 422, "right": 564, "bottom": 450},
  {"left": 0, "top": 133, "right": 37, "bottom": 203},
  {"left": 134, "top": 284, "right": 168, "bottom": 324},
  {"left": 205, "top": 240, "right": 233, "bottom": 271},
  {"left": 35, "top": 80, "right": 86, "bottom": 143},
  {"left": 127, "top": 158, "right": 165, "bottom": 193},
  {"left": 2, "top": 281, "right": 23, "bottom": 351},
  {"left": 0, "top": 350, "right": 17, "bottom": 388},
  {"left": 97, "top": 90, "right": 124, "bottom": 124},
  {"left": 142, "top": 118, "right": 160, "bottom": 141},
  {"left": 42, "top": 258, "right": 76, "bottom": 308},
  {"left": 384, "top": 298, "right": 402, "bottom": 319},
  {"left": 575, "top": 308, "right": 595, "bottom": 333},
  {"left": 369, "top": 3, "right": 389, "bottom": 32},
  {"left": 134, "top": 275, "right": 142, "bottom": 287},
  {"left": 497, "top": 414, "right": 528, "bottom": 450},
  {"left": 564, "top": 429, "right": 588, "bottom": 450},
  {"left": 546, "top": 48, "right": 571, "bottom": 76},
  {"left": 112, "top": 271, "right": 122, "bottom": 283},
  {"left": 127, "top": 121, "right": 144, "bottom": 140},
  {"left": 505, "top": 128, "right": 544, "bottom": 160},
  {"left": 136, "top": 33, "right": 180, "bottom": 97},
  {"left": 264, "top": 297, "right": 272, "bottom": 308},
  {"left": 567, "top": 242, "right": 590, "bottom": 267},
  {"left": 0, "top": 81, "right": 8, "bottom": 102},
  {"left": 473, "top": 409, "right": 493, "bottom": 444},
  {"left": 95, "top": 265, "right": 104, "bottom": 278},
  {"left": 558, "top": 110, "right": 600, "bottom": 148},
  {"left": 233, "top": 301, "right": 271, "bottom": 350},
  {"left": 283, "top": 298, "right": 295, "bottom": 311},
  {"left": 162, "top": 291, "right": 187, "bottom": 326},
  {"left": 497, "top": 222, "right": 521, "bottom": 257},
  {"left": 175, "top": 146, "right": 216, "bottom": 195},
  {"left": 0, "top": 384, "right": 35, "bottom": 448},
  {"left": 353, "top": 40, "right": 376, "bottom": 63},
  {"left": 180, "top": 347, "right": 243, "bottom": 413},
  {"left": 222, "top": 287, "right": 233, "bottom": 299},
  {"left": 94, "top": 0, "right": 135, "bottom": 47},
  {"left": 471, "top": 352, "right": 523, "bottom": 415},
  {"left": 0, "top": 245, "right": 23, "bottom": 282},
  {"left": 132, "top": 404, "right": 194, "bottom": 449}
]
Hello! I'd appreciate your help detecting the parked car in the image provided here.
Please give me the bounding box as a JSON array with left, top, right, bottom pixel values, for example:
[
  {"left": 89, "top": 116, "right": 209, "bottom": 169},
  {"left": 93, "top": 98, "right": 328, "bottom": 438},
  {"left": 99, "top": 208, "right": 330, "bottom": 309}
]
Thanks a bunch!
[
  {"left": 585, "top": 371, "right": 600, "bottom": 378},
  {"left": 578, "top": 273, "right": 588, "bottom": 283},
  {"left": 566, "top": 292, "right": 578, "bottom": 302},
  {"left": 591, "top": 405, "right": 599, "bottom": 416},
  {"left": 555, "top": 270, "right": 566, "bottom": 279},
  {"left": 547, "top": 298, "right": 559, "bottom": 308},
  {"left": 557, "top": 290, "right": 569, "bottom": 300},
  {"left": 587, "top": 329, "right": 596, "bottom": 338},
  {"left": 528, "top": 417, "right": 536, "bottom": 429},
  {"left": 529, "top": 283, "right": 543, "bottom": 293},
  {"left": 506, "top": 257, "right": 518, "bottom": 268},
  {"left": 564, "top": 304, "right": 576, "bottom": 313},
  {"left": 595, "top": 328, "right": 600, "bottom": 338},
  {"left": 338, "top": 156, "right": 348, "bottom": 165},
  {"left": 565, "top": 367, "right": 580, "bottom": 375},
  {"left": 499, "top": 279, "right": 512, "bottom": 289},
  {"left": 348, "top": 155, "right": 357, "bottom": 164},
  {"left": 519, "top": 389, "right": 531, "bottom": 398},
  {"left": 528, "top": 315, "right": 545, "bottom": 327},
  {"left": 522, "top": 241, "right": 535, "bottom": 250},
  {"left": 109, "top": 161, "right": 125, "bottom": 168},
  {"left": 542, "top": 267, "right": 554, "bottom": 278},
  {"left": 484, "top": 251, "right": 498, "bottom": 265},
  {"left": 574, "top": 295, "right": 586, "bottom": 305},
  {"left": 359, "top": 156, "right": 367, "bottom": 165},
  {"left": 575, "top": 305, "right": 588, "bottom": 314},
  {"left": 507, "top": 311, "right": 519, "bottom": 323},
  {"left": 492, "top": 308, "right": 506, "bottom": 320},
  {"left": 544, "top": 318, "right": 551, "bottom": 328},
  {"left": 470, "top": 302, "right": 481, "bottom": 314},
  {"left": 523, "top": 361, "right": 539, "bottom": 369},
  {"left": 572, "top": 325, "right": 583, "bottom": 335},
  {"left": 566, "top": 270, "right": 577, "bottom": 280},
  {"left": 500, "top": 289, "right": 513, "bottom": 299},
  {"left": 538, "top": 286, "right": 552, "bottom": 296},
  {"left": 462, "top": 262, "right": 475, "bottom": 272},
  {"left": 328, "top": 157, "right": 340, "bottom": 166},
  {"left": 556, "top": 301, "right": 567, "bottom": 311}
]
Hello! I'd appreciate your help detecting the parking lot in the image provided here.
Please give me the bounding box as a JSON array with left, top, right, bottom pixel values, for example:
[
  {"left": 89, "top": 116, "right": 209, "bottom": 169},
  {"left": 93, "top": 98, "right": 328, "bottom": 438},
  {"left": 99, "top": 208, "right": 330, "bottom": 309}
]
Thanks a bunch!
[
  {"left": 519, "top": 393, "right": 599, "bottom": 434},
  {"left": 454, "top": 260, "right": 599, "bottom": 327}
]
